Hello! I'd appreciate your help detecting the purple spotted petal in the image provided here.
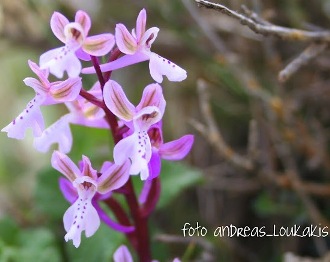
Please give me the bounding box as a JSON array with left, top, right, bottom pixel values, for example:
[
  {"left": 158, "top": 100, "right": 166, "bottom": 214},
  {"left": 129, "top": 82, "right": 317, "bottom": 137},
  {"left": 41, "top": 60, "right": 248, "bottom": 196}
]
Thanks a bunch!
[
  {"left": 2, "top": 95, "right": 45, "bottom": 139},
  {"left": 149, "top": 52, "right": 187, "bottom": 83},
  {"left": 40, "top": 47, "right": 82, "bottom": 78},
  {"left": 113, "top": 245, "right": 133, "bottom": 262},
  {"left": 159, "top": 134, "right": 194, "bottom": 160}
]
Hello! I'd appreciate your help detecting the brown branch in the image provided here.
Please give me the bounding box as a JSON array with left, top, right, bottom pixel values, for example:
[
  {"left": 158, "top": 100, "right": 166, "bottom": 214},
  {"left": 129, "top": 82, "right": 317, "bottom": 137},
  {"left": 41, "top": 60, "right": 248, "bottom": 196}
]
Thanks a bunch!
[
  {"left": 190, "top": 79, "right": 253, "bottom": 171},
  {"left": 195, "top": 0, "right": 330, "bottom": 42},
  {"left": 279, "top": 43, "right": 328, "bottom": 82}
]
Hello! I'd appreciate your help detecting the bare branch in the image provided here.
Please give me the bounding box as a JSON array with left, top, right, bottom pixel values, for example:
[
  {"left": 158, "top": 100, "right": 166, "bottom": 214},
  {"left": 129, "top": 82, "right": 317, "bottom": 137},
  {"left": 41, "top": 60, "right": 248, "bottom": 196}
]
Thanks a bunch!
[
  {"left": 279, "top": 43, "right": 328, "bottom": 82},
  {"left": 192, "top": 79, "right": 254, "bottom": 171},
  {"left": 195, "top": 0, "right": 330, "bottom": 42}
]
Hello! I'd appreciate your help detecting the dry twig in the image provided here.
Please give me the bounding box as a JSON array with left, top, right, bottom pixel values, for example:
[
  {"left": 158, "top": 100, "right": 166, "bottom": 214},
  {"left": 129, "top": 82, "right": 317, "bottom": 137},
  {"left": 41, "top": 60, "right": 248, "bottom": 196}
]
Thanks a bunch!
[{"left": 195, "top": 0, "right": 330, "bottom": 42}]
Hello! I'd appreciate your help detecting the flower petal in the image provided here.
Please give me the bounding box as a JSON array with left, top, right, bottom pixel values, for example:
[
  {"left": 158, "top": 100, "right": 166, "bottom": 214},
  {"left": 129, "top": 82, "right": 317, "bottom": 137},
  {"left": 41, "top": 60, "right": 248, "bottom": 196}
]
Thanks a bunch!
[
  {"left": 103, "top": 80, "right": 135, "bottom": 121},
  {"left": 23, "top": 77, "right": 48, "bottom": 95},
  {"left": 81, "top": 155, "right": 98, "bottom": 180},
  {"left": 51, "top": 151, "right": 81, "bottom": 182},
  {"left": 82, "top": 53, "right": 149, "bottom": 74},
  {"left": 97, "top": 160, "right": 131, "bottom": 194},
  {"left": 59, "top": 177, "right": 77, "bottom": 204},
  {"left": 49, "top": 77, "right": 82, "bottom": 102},
  {"left": 115, "top": 24, "right": 138, "bottom": 55},
  {"left": 28, "top": 60, "right": 49, "bottom": 86},
  {"left": 83, "top": 34, "right": 115, "bottom": 56},
  {"left": 75, "top": 10, "right": 91, "bottom": 37},
  {"left": 33, "top": 115, "right": 72, "bottom": 153},
  {"left": 149, "top": 52, "right": 187, "bottom": 83},
  {"left": 64, "top": 22, "right": 85, "bottom": 44},
  {"left": 114, "top": 131, "right": 151, "bottom": 180},
  {"left": 50, "top": 12, "right": 69, "bottom": 43},
  {"left": 113, "top": 245, "right": 133, "bottom": 262},
  {"left": 135, "top": 9, "right": 147, "bottom": 41},
  {"left": 139, "top": 27, "right": 159, "bottom": 49},
  {"left": 159, "top": 134, "right": 194, "bottom": 160},
  {"left": 2, "top": 95, "right": 45, "bottom": 139},
  {"left": 136, "top": 83, "right": 166, "bottom": 115},
  {"left": 40, "top": 47, "right": 82, "bottom": 78},
  {"left": 133, "top": 106, "right": 163, "bottom": 131},
  {"left": 148, "top": 149, "right": 161, "bottom": 180}
]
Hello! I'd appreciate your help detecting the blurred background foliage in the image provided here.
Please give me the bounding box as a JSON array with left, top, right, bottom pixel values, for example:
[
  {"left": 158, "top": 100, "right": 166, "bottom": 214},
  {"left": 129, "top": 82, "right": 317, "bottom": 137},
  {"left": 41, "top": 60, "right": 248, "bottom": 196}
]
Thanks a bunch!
[{"left": 1, "top": 0, "right": 330, "bottom": 261}]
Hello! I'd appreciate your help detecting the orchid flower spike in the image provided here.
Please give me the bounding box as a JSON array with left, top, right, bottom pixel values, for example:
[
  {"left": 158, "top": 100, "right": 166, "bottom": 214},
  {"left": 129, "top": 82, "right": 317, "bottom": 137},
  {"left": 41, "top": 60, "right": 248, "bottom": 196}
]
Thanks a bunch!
[
  {"left": 82, "top": 9, "right": 187, "bottom": 83},
  {"left": 40, "top": 10, "right": 115, "bottom": 78},
  {"left": 103, "top": 80, "right": 165, "bottom": 180},
  {"left": 51, "top": 151, "right": 131, "bottom": 248}
]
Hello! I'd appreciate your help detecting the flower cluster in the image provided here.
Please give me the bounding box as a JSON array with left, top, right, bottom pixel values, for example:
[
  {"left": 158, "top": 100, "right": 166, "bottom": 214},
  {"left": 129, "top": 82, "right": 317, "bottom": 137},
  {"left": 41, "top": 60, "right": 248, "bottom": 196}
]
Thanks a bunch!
[{"left": 2, "top": 8, "right": 192, "bottom": 261}]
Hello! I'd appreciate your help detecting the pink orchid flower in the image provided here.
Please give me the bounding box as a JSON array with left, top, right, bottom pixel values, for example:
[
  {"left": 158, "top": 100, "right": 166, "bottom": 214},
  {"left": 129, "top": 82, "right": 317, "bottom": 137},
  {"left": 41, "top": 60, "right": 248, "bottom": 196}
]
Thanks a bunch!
[
  {"left": 82, "top": 9, "right": 187, "bottom": 83},
  {"left": 40, "top": 10, "right": 115, "bottom": 78},
  {"left": 51, "top": 151, "right": 131, "bottom": 248},
  {"left": 103, "top": 80, "right": 165, "bottom": 180},
  {"left": 2, "top": 61, "right": 82, "bottom": 140}
]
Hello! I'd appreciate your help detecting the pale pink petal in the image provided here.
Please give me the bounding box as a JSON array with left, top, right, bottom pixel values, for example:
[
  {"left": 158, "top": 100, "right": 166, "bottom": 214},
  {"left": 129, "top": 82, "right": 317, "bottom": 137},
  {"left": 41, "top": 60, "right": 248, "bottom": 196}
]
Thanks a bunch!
[
  {"left": 159, "top": 135, "right": 194, "bottom": 160},
  {"left": 28, "top": 60, "right": 49, "bottom": 85},
  {"left": 33, "top": 115, "right": 72, "bottom": 153},
  {"left": 135, "top": 9, "right": 147, "bottom": 41},
  {"left": 75, "top": 48, "right": 90, "bottom": 61},
  {"left": 2, "top": 95, "right": 45, "bottom": 139},
  {"left": 139, "top": 27, "right": 159, "bottom": 49},
  {"left": 40, "top": 47, "right": 82, "bottom": 78},
  {"left": 114, "top": 131, "right": 152, "bottom": 179},
  {"left": 136, "top": 83, "right": 166, "bottom": 115},
  {"left": 149, "top": 52, "right": 187, "bottom": 83},
  {"left": 113, "top": 245, "right": 133, "bottom": 262},
  {"left": 83, "top": 34, "right": 115, "bottom": 56},
  {"left": 81, "top": 155, "right": 98, "bottom": 180},
  {"left": 51, "top": 151, "right": 81, "bottom": 182},
  {"left": 50, "top": 12, "right": 69, "bottom": 43},
  {"left": 97, "top": 160, "right": 131, "bottom": 194},
  {"left": 75, "top": 10, "right": 91, "bottom": 36},
  {"left": 82, "top": 53, "right": 149, "bottom": 74},
  {"left": 23, "top": 77, "right": 48, "bottom": 95},
  {"left": 103, "top": 80, "right": 135, "bottom": 121},
  {"left": 49, "top": 77, "right": 82, "bottom": 102},
  {"left": 64, "top": 22, "right": 85, "bottom": 44},
  {"left": 115, "top": 24, "right": 138, "bottom": 55},
  {"left": 133, "top": 106, "right": 162, "bottom": 131},
  {"left": 100, "top": 161, "right": 113, "bottom": 173}
]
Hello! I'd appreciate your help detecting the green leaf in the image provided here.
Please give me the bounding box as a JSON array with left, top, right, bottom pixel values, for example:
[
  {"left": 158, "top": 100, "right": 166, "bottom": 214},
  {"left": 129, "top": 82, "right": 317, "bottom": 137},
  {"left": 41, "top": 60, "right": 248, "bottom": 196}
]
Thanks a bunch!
[
  {"left": 0, "top": 217, "right": 19, "bottom": 246},
  {"left": 158, "top": 161, "right": 203, "bottom": 209},
  {"left": 16, "top": 228, "right": 61, "bottom": 262},
  {"left": 35, "top": 168, "right": 69, "bottom": 220}
]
